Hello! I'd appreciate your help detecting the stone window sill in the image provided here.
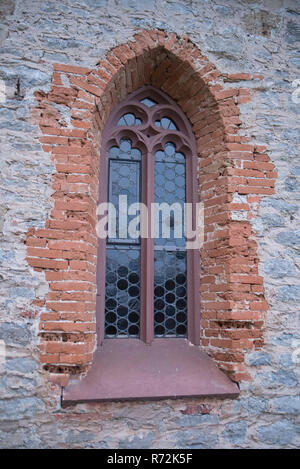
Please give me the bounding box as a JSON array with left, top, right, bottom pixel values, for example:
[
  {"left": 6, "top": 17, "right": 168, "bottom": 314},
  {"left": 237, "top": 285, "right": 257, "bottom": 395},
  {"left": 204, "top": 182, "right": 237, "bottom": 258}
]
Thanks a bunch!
[{"left": 62, "top": 338, "right": 239, "bottom": 404}]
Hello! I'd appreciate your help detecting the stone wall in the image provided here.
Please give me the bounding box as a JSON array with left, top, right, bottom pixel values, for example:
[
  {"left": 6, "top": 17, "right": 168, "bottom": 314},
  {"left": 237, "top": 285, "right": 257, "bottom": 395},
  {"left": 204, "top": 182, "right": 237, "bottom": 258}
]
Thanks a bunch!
[{"left": 0, "top": 0, "right": 299, "bottom": 449}]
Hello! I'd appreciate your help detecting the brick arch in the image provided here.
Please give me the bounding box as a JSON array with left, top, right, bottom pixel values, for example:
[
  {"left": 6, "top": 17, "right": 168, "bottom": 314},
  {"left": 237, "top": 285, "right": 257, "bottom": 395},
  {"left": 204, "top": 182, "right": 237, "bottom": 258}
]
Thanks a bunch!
[{"left": 27, "top": 30, "right": 276, "bottom": 386}]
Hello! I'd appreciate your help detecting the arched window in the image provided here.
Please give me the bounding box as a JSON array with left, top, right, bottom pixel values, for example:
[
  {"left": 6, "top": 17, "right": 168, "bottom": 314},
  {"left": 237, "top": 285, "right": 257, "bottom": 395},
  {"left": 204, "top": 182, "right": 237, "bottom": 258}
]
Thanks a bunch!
[
  {"left": 63, "top": 86, "right": 239, "bottom": 402},
  {"left": 96, "top": 86, "right": 200, "bottom": 346}
]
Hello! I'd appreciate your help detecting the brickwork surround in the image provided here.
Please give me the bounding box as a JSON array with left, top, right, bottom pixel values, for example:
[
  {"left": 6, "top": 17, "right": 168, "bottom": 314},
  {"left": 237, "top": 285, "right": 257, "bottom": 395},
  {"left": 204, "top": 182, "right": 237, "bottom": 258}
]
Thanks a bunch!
[{"left": 25, "top": 29, "right": 277, "bottom": 388}]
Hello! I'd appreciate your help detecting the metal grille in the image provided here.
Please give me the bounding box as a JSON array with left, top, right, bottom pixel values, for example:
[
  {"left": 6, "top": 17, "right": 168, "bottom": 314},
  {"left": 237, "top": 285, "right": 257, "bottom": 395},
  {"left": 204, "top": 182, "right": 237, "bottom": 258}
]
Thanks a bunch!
[
  {"left": 105, "top": 246, "right": 141, "bottom": 337},
  {"left": 154, "top": 250, "right": 187, "bottom": 337},
  {"left": 105, "top": 139, "right": 141, "bottom": 338},
  {"left": 108, "top": 159, "right": 140, "bottom": 243},
  {"left": 154, "top": 142, "right": 187, "bottom": 337},
  {"left": 154, "top": 142, "right": 186, "bottom": 247}
]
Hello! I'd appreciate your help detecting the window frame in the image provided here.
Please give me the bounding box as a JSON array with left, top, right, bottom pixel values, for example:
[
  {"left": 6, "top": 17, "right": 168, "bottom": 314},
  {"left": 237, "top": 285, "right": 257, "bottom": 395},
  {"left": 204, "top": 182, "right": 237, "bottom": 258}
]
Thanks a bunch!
[{"left": 96, "top": 86, "right": 200, "bottom": 347}]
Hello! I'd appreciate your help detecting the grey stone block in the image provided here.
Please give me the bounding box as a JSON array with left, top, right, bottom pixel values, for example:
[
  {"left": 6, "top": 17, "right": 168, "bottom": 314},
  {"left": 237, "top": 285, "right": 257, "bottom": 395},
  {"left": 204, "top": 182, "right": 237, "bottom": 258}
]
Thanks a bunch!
[
  {"left": 283, "top": 128, "right": 300, "bottom": 143},
  {"left": 257, "top": 419, "right": 297, "bottom": 445},
  {"left": 290, "top": 57, "right": 300, "bottom": 69},
  {"left": 175, "top": 428, "right": 218, "bottom": 449},
  {"left": 277, "top": 353, "right": 295, "bottom": 369},
  {"left": 223, "top": 420, "right": 247, "bottom": 445},
  {"left": 258, "top": 369, "right": 298, "bottom": 388},
  {"left": 264, "top": 258, "right": 295, "bottom": 278},
  {"left": 270, "top": 332, "right": 299, "bottom": 346},
  {"left": 0, "top": 65, "right": 49, "bottom": 87},
  {"left": 285, "top": 177, "right": 299, "bottom": 192},
  {"left": 277, "top": 285, "right": 300, "bottom": 302},
  {"left": 0, "top": 397, "right": 45, "bottom": 420},
  {"left": 119, "top": 432, "right": 155, "bottom": 449},
  {"left": 176, "top": 413, "right": 219, "bottom": 427},
  {"left": 5, "top": 358, "right": 37, "bottom": 374},
  {"left": 261, "top": 198, "right": 298, "bottom": 213},
  {"left": 0, "top": 322, "right": 32, "bottom": 346},
  {"left": 81, "top": 0, "right": 107, "bottom": 7},
  {"left": 271, "top": 395, "right": 300, "bottom": 415},
  {"left": 240, "top": 397, "right": 268, "bottom": 415},
  {"left": 40, "top": 36, "right": 93, "bottom": 50},
  {"left": 9, "top": 287, "right": 35, "bottom": 299},
  {"left": 263, "top": 214, "right": 284, "bottom": 227},
  {"left": 242, "top": 10, "right": 280, "bottom": 37},
  {"left": 246, "top": 351, "right": 272, "bottom": 366},
  {"left": 275, "top": 230, "right": 300, "bottom": 247},
  {"left": 65, "top": 430, "right": 96, "bottom": 444},
  {"left": 117, "top": 0, "right": 155, "bottom": 11},
  {"left": 286, "top": 21, "right": 300, "bottom": 44},
  {"left": 291, "top": 166, "right": 300, "bottom": 176},
  {"left": 206, "top": 35, "right": 242, "bottom": 59}
]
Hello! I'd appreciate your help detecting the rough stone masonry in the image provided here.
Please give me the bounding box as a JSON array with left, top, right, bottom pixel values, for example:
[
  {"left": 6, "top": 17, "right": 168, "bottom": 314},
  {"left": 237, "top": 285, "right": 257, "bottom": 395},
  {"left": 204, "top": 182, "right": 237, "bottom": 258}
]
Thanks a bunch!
[{"left": 0, "top": 0, "right": 299, "bottom": 449}]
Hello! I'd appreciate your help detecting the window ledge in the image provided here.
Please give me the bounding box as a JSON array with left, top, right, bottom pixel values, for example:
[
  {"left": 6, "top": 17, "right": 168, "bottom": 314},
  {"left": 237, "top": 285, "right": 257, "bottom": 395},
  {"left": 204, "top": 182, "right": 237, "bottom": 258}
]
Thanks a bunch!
[{"left": 62, "top": 338, "right": 239, "bottom": 404}]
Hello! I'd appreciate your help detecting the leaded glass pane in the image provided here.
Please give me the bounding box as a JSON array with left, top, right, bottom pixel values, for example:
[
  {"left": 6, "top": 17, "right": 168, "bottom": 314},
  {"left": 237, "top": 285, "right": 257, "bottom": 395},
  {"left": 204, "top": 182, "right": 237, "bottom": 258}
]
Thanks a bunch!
[
  {"left": 105, "top": 139, "right": 141, "bottom": 337},
  {"left": 154, "top": 142, "right": 187, "bottom": 337},
  {"left": 140, "top": 97, "right": 157, "bottom": 107},
  {"left": 155, "top": 117, "right": 177, "bottom": 130},
  {"left": 105, "top": 246, "right": 140, "bottom": 337},
  {"left": 109, "top": 139, "right": 141, "bottom": 161},
  {"left": 154, "top": 143, "right": 186, "bottom": 248},
  {"left": 108, "top": 159, "right": 140, "bottom": 243},
  {"left": 154, "top": 250, "right": 187, "bottom": 337},
  {"left": 117, "top": 113, "right": 142, "bottom": 126}
]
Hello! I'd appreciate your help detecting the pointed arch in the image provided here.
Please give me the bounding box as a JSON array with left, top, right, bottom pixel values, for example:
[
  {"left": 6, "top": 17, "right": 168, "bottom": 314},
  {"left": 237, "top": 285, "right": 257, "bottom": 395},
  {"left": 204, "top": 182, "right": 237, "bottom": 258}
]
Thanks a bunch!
[
  {"left": 27, "top": 30, "right": 276, "bottom": 387},
  {"left": 96, "top": 84, "right": 200, "bottom": 347}
]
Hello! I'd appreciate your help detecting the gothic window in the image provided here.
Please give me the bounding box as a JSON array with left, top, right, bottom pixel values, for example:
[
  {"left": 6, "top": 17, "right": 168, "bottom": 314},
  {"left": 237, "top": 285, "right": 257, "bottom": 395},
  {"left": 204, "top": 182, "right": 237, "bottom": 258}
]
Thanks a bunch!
[
  {"left": 96, "top": 85, "right": 200, "bottom": 346},
  {"left": 63, "top": 85, "right": 239, "bottom": 403}
]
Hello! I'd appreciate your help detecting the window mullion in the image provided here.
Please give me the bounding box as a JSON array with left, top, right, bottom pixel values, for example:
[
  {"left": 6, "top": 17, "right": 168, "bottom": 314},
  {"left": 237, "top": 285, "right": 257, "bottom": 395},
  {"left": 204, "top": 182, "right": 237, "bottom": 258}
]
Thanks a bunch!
[
  {"left": 186, "top": 154, "right": 201, "bottom": 345},
  {"left": 96, "top": 148, "right": 109, "bottom": 347},
  {"left": 140, "top": 149, "right": 154, "bottom": 344}
]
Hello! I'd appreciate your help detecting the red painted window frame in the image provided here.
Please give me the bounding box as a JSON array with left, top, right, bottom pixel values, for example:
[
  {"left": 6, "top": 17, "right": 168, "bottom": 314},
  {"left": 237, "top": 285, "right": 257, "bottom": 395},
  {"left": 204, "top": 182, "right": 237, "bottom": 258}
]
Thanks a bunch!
[{"left": 96, "top": 85, "right": 200, "bottom": 346}]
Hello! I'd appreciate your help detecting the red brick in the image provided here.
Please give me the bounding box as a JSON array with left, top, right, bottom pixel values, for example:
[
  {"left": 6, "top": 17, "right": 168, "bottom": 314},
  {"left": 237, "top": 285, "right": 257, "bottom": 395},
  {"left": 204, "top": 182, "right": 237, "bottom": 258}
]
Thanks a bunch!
[
  {"left": 53, "top": 63, "right": 92, "bottom": 75},
  {"left": 26, "top": 237, "right": 47, "bottom": 247},
  {"left": 26, "top": 257, "right": 68, "bottom": 270},
  {"left": 237, "top": 186, "right": 274, "bottom": 195},
  {"left": 244, "top": 161, "right": 274, "bottom": 171},
  {"left": 27, "top": 248, "right": 63, "bottom": 259},
  {"left": 250, "top": 301, "right": 268, "bottom": 311},
  {"left": 70, "top": 76, "right": 104, "bottom": 97},
  {"left": 50, "top": 281, "right": 92, "bottom": 292},
  {"left": 214, "top": 89, "right": 239, "bottom": 100},
  {"left": 43, "top": 321, "right": 96, "bottom": 333},
  {"left": 225, "top": 73, "right": 251, "bottom": 82}
]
